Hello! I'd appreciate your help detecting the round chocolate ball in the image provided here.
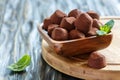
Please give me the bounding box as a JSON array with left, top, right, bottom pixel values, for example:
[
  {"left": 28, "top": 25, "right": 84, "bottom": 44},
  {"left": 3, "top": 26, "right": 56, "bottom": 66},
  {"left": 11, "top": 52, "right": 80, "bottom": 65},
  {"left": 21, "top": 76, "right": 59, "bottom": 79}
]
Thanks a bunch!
[
  {"left": 68, "top": 9, "right": 82, "bottom": 18},
  {"left": 50, "top": 10, "right": 67, "bottom": 25},
  {"left": 74, "top": 13, "right": 93, "bottom": 34},
  {"left": 69, "top": 30, "right": 85, "bottom": 39},
  {"left": 88, "top": 52, "right": 107, "bottom": 69},
  {"left": 60, "top": 17, "right": 76, "bottom": 32},
  {"left": 48, "top": 24, "right": 59, "bottom": 36},
  {"left": 51, "top": 27, "right": 68, "bottom": 41},
  {"left": 43, "top": 18, "right": 52, "bottom": 30},
  {"left": 87, "top": 10, "right": 100, "bottom": 20}
]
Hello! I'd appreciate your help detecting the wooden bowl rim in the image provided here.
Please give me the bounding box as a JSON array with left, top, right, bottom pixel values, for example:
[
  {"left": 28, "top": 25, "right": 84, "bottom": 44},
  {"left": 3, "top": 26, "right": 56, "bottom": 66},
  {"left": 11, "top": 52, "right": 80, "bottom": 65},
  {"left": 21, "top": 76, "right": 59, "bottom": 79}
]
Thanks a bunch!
[{"left": 38, "top": 23, "right": 112, "bottom": 44}]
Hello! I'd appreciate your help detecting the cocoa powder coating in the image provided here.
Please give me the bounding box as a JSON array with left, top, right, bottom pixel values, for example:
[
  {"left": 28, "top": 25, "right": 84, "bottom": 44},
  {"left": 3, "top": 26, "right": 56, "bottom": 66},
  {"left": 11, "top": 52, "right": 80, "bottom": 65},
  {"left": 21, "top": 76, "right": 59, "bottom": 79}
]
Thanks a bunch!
[
  {"left": 74, "top": 13, "right": 93, "bottom": 34},
  {"left": 88, "top": 52, "right": 107, "bottom": 69},
  {"left": 50, "top": 10, "right": 67, "bottom": 25},
  {"left": 69, "top": 30, "right": 85, "bottom": 39},
  {"left": 68, "top": 9, "right": 82, "bottom": 18},
  {"left": 60, "top": 17, "right": 76, "bottom": 32},
  {"left": 87, "top": 10, "right": 100, "bottom": 20},
  {"left": 43, "top": 18, "right": 52, "bottom": 30},
  {"left": 51, "top": 27, "right": 68, "bottom": 41},
  {"left": 48, "top": 24, "right": 59, "bottom": 36}
]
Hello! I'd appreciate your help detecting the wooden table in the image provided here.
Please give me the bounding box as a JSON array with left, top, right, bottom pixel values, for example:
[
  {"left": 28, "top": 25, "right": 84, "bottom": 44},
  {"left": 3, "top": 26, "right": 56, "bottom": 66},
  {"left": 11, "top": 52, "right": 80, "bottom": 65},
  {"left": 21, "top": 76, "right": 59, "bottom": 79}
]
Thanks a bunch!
[
  {"left": 0, "top": 0, "right": 120, "bottom": 80},
  {"left": 41, "top": 17, "right": 120, "bottom": 80}
]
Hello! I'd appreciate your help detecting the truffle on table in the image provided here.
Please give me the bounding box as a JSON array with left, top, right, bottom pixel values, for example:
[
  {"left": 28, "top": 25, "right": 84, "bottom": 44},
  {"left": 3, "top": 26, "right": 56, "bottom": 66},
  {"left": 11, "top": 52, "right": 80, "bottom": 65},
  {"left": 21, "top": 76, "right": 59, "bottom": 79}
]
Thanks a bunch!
[
  {"left": 48, "top": 24, "right": 59, "bottom": 36},
  {"left": 68, "top": 9, "right": 82, "bottom": 18},
  {"left": 88, "top": 51, "right": 107, "bottom": 69},
  {"left": 74, "top": 13, "right": 93, "bottom": 34},
  {"left": 69, "top": 29, "right": 85, "bottom": 39},
  {"left": 87, "top": 10, "right": 100, "bottom": 20},
  {"left": 50, "top": 10, "right": 67, "bottom": 25},
  {"left": 43, "top": 18, "right": 52, "bottom": 30},
  {"left": 60, "top": 17, "right": 76, "bottom": 32},
  {"left": 51, "top": 27, "right": 68, "bottom": 41}
]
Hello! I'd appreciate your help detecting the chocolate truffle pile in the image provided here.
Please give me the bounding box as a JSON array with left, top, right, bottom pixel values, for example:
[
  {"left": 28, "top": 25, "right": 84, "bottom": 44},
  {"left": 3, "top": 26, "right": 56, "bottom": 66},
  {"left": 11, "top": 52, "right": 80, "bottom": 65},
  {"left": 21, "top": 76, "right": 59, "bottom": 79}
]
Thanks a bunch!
[{"left": 43, "top": 9, "right": 101, "bottom": 41}]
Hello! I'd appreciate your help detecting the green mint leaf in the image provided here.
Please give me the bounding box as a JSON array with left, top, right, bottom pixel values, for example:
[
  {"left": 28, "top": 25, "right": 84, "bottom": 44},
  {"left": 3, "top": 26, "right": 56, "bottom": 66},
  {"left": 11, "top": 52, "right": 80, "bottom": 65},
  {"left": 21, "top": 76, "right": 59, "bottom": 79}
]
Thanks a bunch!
[
  {"left": 96, "top": 30, "right": 107, "bottom": 36},
  {"left": 100, "top": 25, "right": 111, "bottom": 33},
  {"left": 8, "top": 64, "right": 29, "bottom": 72},
  {"left": 101, "top": 19, "right": 114, "bottom": 33},
  {"left": 96, "top": 19, "right": 114, "bottom": 36},
  {"left": 8, "top": 54, "right": 31, "bottom": 72},
  {"left": 15, "top": 54, "right": 31, "bottom": 67},
  {"left": 105, "top": 19, "right": 114, "bottom": 29}
]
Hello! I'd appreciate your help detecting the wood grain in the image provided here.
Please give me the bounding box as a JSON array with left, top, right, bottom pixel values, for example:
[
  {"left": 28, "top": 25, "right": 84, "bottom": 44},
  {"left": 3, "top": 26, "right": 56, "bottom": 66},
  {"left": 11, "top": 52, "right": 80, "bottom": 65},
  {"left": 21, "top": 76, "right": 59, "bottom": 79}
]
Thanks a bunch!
[
  {"left": 38, "top": 23, "right": 112, "bottom": 56},
  {"left": 42, "top": 18, "right": 120, "bottom": 80}
]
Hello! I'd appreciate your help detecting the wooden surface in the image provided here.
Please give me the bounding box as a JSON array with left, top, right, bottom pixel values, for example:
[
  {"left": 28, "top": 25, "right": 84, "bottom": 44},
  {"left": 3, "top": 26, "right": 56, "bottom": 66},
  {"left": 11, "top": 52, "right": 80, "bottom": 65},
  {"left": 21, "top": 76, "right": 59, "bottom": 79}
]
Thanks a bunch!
[{"left": 42, "top": 18, "right": 120, "bottom": 80}]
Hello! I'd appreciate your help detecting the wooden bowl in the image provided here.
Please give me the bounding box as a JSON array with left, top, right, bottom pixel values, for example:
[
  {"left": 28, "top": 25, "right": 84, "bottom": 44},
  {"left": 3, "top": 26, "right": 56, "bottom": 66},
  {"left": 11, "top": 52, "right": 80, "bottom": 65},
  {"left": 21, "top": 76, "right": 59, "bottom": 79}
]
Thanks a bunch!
[{"left": 38, "top": 23, "right": 113, "bottom": 57}]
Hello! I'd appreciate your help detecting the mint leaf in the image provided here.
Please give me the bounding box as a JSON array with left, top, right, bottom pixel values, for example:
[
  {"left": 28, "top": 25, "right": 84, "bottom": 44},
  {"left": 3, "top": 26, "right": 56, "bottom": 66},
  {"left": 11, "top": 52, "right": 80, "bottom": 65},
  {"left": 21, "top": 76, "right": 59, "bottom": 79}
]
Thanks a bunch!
[
  {"left": 96, "top": 30, "right": 107, "bottom": 36},
  {"left": 105, "top": 19, "right": 114, "bottom": 29},
  {"left": 8, "top": 54, "right": 31, "bottom": 72},
  {"left": 96, "top": 19, "right": 114, "bottom": 36},
  {"left": 100, "top": 25, "right": 111, "bottom": 33}
]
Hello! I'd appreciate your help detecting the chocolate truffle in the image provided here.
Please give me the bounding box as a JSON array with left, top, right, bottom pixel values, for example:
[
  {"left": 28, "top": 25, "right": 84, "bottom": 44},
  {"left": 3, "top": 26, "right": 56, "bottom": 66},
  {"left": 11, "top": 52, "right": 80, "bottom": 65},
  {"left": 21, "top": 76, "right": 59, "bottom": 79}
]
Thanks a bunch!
[
  {"left": 88, "top": 52, "right": 107, "bottom": 69},
  {"left": 69, "top": 30, "right": 85, "bottom": 39},
  {"left": 43, "top": 18, "right": 52, "bottom": 30},
  {"left": 68, "top": 9, "right": 81, "bottom": 18},
  {"left": 48, "top": 24, "right": 59, "bottom": 36},
  {"left": 74, "top": 13, "right": 93, "bottom": 34},
  {"left": 92, "top": 19, "right": 100, "bottom": 29},
  {"left": 60, "top": 17, "right": 76, "bottom": 32},
  {"left": 87, "top": 10, "right": 100, "bottom": 20},
  {"left": 51, "top": 27, "right": 68, "bottom": 41},
  {"left": 50, "top": 10, "right": 67, "bottom": 25},
  {"left": 87, "top": 27, "right": 98, "bottom": 36}
]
